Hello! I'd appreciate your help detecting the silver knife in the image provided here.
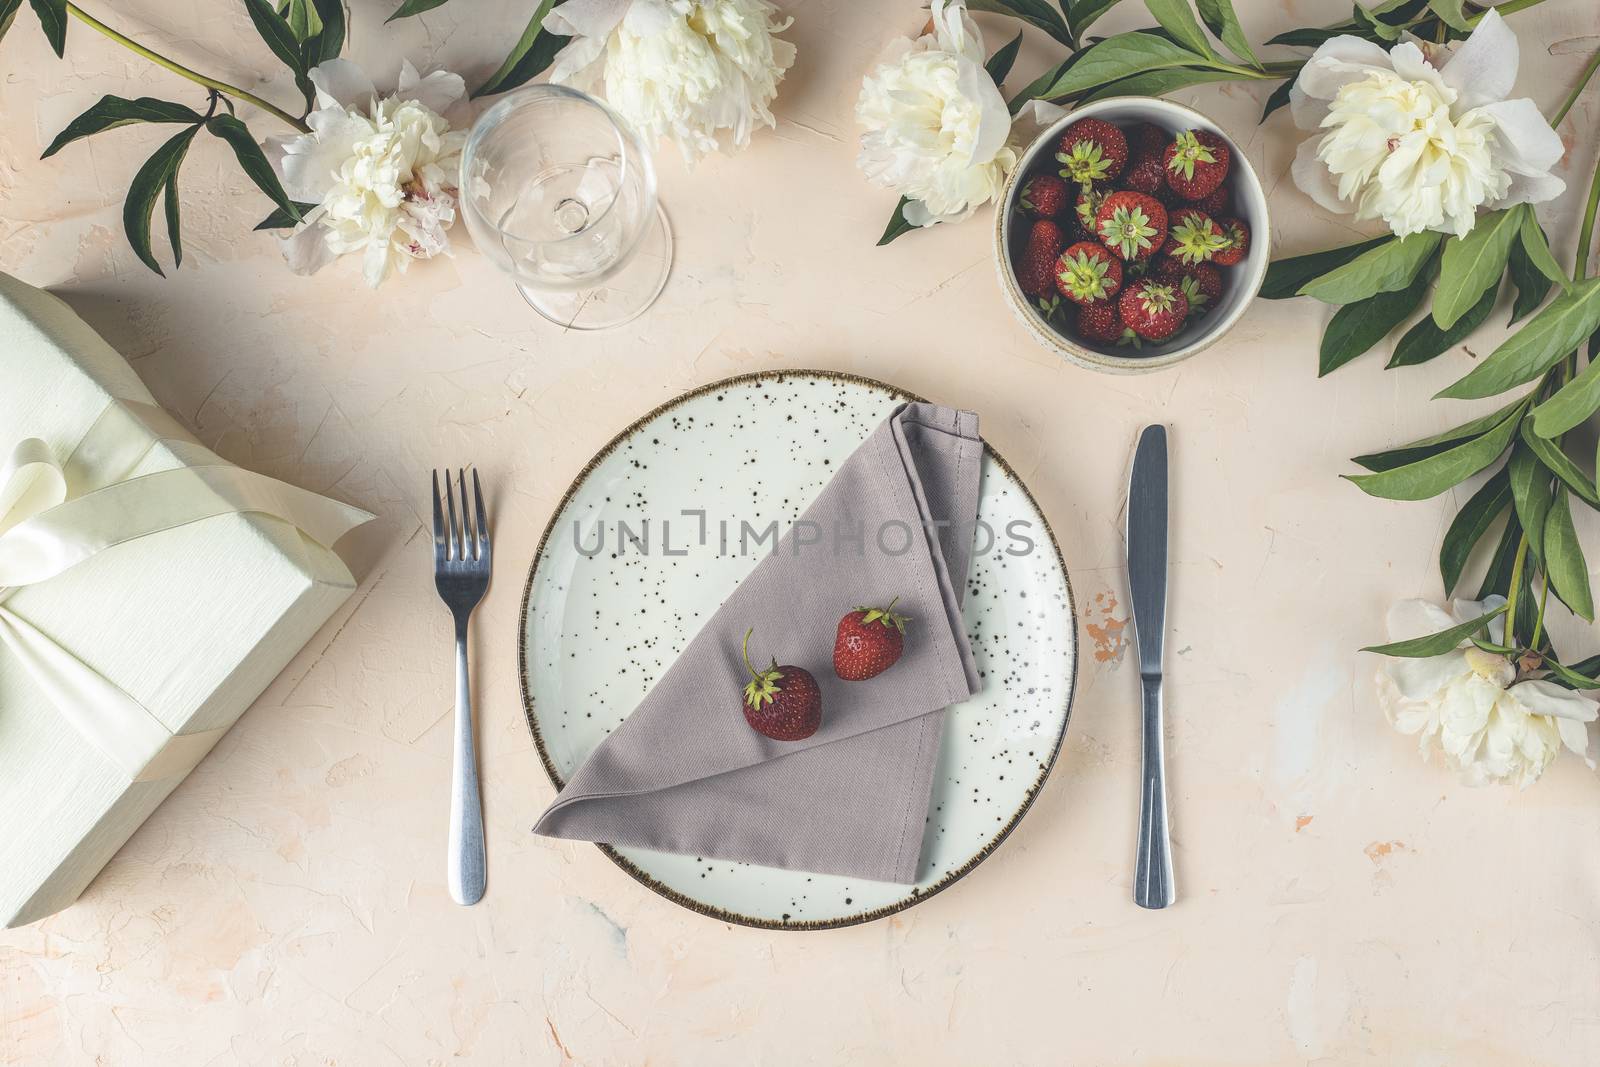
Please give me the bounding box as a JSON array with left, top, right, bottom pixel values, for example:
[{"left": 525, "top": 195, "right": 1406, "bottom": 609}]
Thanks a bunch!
[{"left": 1127, "top": 424, "right": 1174, "bottom": 909}]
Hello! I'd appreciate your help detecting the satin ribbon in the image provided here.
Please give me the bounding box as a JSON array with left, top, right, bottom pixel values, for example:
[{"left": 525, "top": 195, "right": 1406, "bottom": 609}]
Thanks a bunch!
[{"left": 0, "top": 398, "right": 371, "bottom": 782}]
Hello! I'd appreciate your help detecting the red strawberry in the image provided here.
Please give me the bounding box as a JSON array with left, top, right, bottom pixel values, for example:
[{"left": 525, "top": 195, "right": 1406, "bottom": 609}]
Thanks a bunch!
[
  {"left": 1192, "top": 183, "right": 1230, "bottom": 217},
  {"left": 1094, "top": 191, "right": 1167, "bottom": 262},
  {"left": 1019, "top": 174, "right": 1069, "bottom": 219},
  {"left": 1122, "top": 154, "right": 1167, "bottom": 196},
  {"left": 1212, "top": 215, "right": 1251, "bottom": 266},
  {"left": 1073, "top": 185, "right": 1107, "bottom": 240},
  {"left": 1054, "top": 240, "right": 1123, "bottom": 305},
  {"left": 1163, "top": 129, "right": 1230, "bottom": 200},
  {"left": 1119, "top": 279, "right": 1189, "bottom": 341},
  {"left": 740, "top": 628, "right": 822, "bottom": 740},
  {"left": 1161, "top": 209, "right": 1229, "bottom": 266},
  {"left": 1075, "top": 297, "right": 1125, "bottom": 345},
  {"left": 1155, "top": 257, "right": 1222, "bottom": 315},
  {"left": 1056, "top": 118, "right": 1127, "bottom": 186},
  {"left": 1015, "top": 219, "right": 1064, "bottom": 297},
  {"left": 1125, "top": 121, "right": 1170, "bottom": 162},
  {"left": 833, "top": 599, "right": 909, "bottom": 680}
]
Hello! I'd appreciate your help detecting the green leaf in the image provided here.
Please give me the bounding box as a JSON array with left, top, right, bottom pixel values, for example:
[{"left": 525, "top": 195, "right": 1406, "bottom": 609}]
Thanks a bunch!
[
  {"left": 254, "top": 200, "right": 318, "bottom": 229},
  {"left": 306, "top": 0, "right": 344, "bottom": 64},
  {"left": 1432, "top": 207, "right": 1519, "bottom": 330},
  {"left": 1530, "top": 353, "right": 1600, "bottom": 439},
  {"left": 1265, "top": 26, "right": 1342, "bottom": 47},
  {"left": 878, "top": 197, "right": 917, "bottom": 247},
  {"left": 1361, "top": 603, "right": 1506, "bottom": 657},
  {"left": 1067, "top": 0, "right": 1129, "bottom": 36},
  {"left": 1477, "top": 513, "right": 1522, "bottom": 599},
  {"left": 1507, "top": 443, "right": 1553, "bottom": 560},
  {"left": 1009, "top": 54, "right": 1078, "bottom": 114},
  {"left": 205, "top": 115, "right": 300, "bottom": 221},
  {"left": 1143, "top": 0, "right": 1218, "bottom": 58},
  {"left": 1439, "top": 467, "right": 1510, "bottom": 594},
  {"left": 1517, "top": 207, "right": 1570, "bottom": 290},
  {"left": 985, "top": 30, "right": 1024, "bottom": 86},
  {"left": 41, "top": 95, "right": 205, "bottom": 158},
  {"left": 1299, "top": 231, "right": 1441, "bottom": 304},
  {"left": 1506, "top": 227, "right": 1554, "bottom": 326},
  {"left": 1037, "top": 32, "right": 1207, "bottom": 101},
  {"left": 387, "top": 0, "right": 451, "bottom": 19},
  {"left": 1543, "top": 656, "right": 1600, "bottom": 690},
  {"left": 1318, "top": 261, "right": 1433, "bottom": 376},
  {"left": 1520, "top": 418, "right": 1600, "bottom": 507},
  {"left": 0, "top": 0, "right": 26, "bottom": 47},
  {"left": 283, "top": 0, "right": 322, "bottom": 40},
  {"left": 1261, "top": 237, "right": 1390, "bottom": 299},
  {"left": 162, "top": 165, "right": 183, "bottom": 269},
  {"left": 123, "top": 124, "right": 200, "bottom": 276},
  {"left": 969, "top": 0, "right": 1074, "bottom": 47},
  {"left": 1439, "top": 277, "right": 1600, "bottom": 399},
  {"left": 1353, "top": 397, "right": 1525, "bottom": 471},
  {"left": 1389, "top": 282, "right": 1496, "bottom": 367},
  {"left": 474, "top": 0, "right": 567, "bottom": 98},
  {"left": 242, "top": 0, "right": 306, "bottom": 81},
  {"left": 1084, "top": 66, "right": 1239, "bottom": 102},
  {"left": 1347, "top": 403, "right": 1521, "bottom": 500},
  {"left": 1195, "top": 0, "right": 1258, "bottom": 66},
  {"left": 1544, "top": 490, "right": 1595, "bottom": 620},
  {"left": 1426, "top": 0, "right": 1472, "bottom": 31},
  {"left": 1259, "top": 76, "right": 1294, "bottom": 121},
  {"left": 28, "top": 0, "right": 64, "bottom": 56},
  {"left": 1353, "top": 2, "right": 1405, "bottom": 39}
]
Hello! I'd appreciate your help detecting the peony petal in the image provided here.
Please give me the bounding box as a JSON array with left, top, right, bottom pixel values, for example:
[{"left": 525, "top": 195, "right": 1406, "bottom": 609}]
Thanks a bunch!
[
  {"left": 1387, "top": 41, "right": 1452, "bottom": 102},
  {"left": 1291, "top": 134, "right": 1353, "bottom": 214},
  {"left": 396, "top": 60, "right": 466, "bottom": 117},
  {"left": 1385, "top": 651, "right": 1471, "bottom": 703},
  {"left": 278, "top": 216, "right": 337, "bottom": 276},
  {"left": 1494, "top": 172, "right": 1567, "bottom": 210},
  {"left": 1288, "top": 82, "right": 1330, "bottom": 131},
  {"left": 1439, "top": 7, "right": 1518, "bottom": 112},
  {"left": 545, "top": 36, "right": 608, "bottom": 88},
  {"left": 931, "top": 0, "right": 987, "bottom": 67},
  {"left": 1448, "top": 594, "right": 1506, "bottom": 644},
  {"left": 1291, "top": 35, "right": 1394, "bottom": 119},
  {"left": 1389, "top": 598, "right": 1461, "bottom": 641},
  {"left": 958, "top": 55, "right": 1011, "bottom": 167},
  {"left": 309, "top": 59, "right": 375, "bottom": 111},
  {"left": 1473, "top": 98, "right": 1565, "bottom": 175},
  {"left": 545, "top": 0, "right": 630, "bottom": 38},
  {"left": 1510, "top": 678, "right": 1600, "bottom": 721}
]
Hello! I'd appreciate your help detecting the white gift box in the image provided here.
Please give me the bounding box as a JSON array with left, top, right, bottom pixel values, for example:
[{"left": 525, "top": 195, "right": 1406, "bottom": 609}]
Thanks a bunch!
[{"left": 0, "top": 273, "right": 370, "bottom": 928}]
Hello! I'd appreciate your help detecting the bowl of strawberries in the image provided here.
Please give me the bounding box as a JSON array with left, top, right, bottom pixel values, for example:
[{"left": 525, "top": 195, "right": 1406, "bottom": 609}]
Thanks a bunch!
[{"left": 995, "top": 97, "right": 1270, "bottom": 374}]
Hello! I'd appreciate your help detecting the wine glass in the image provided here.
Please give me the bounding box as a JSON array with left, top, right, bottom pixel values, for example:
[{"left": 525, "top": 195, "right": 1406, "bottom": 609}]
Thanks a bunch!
[{"left": 459, "top": 85, "right": 673, "bottom": 331}]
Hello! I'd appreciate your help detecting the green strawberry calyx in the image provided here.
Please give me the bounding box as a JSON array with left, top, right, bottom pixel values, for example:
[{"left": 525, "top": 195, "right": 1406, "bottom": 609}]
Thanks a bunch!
[
  {"left": 742, "top": 628, "right": 784, "bottom": 710},
  {"left": 854, "top": 597, "right": 909, "bottom": 634},
  {"left": 1037, "top": 294, "right": 1065, "bottom": 323},
  {"left": 1075, "top": 188, "right": 1105, "bottom": 231},
  {"left": 1056, "top": 249, "right": 1115, "bottom": 301},
  {"left": 1166, "top": 131, "right": 1217, "bottom": 182},
  {"left": 1169, "top": 212, "right": 1229, "bottom": 265},
  {"left": 1056, "top": 141, "right": 1114, "bottom": 185},
  {"left": 1020, "top": 179, "right": 1042, "bottom": 213},
  {"left": 1177, "top": 275, "right": 1210, "bottom": 313},
  {"left": 1098, "top": 203, "right": 1158, "bottom": 259},
  {"left": 1132, "top": 282, "right": 1181, "bottom": 318}
]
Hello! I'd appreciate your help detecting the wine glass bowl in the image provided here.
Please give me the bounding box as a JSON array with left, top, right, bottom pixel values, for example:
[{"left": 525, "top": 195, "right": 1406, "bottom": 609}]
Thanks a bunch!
[{"left": 460, "top": 85, "right": 673, "bottom": 330}]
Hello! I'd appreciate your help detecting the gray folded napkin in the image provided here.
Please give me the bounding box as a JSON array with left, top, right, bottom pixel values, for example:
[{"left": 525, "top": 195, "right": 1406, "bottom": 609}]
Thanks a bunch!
[{"left": 533, "top": 402, "right": 983, "bottom": 884}]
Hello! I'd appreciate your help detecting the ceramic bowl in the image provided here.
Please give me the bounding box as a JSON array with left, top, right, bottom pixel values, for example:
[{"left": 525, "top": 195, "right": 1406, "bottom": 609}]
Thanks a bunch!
[{"left": 994, "top": 96, "right": 1271, "bottom": 375}]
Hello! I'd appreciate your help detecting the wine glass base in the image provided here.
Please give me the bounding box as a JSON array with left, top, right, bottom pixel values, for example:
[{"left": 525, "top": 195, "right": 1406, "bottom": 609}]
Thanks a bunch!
[{"left": 516, "top": 205, "right": 673, "bottom": 331}]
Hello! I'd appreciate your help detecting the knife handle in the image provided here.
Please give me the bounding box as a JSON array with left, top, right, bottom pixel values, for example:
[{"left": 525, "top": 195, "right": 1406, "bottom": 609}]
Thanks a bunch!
[{"left": 1134, "top": 674, "right": 1175, "bottom": 909}]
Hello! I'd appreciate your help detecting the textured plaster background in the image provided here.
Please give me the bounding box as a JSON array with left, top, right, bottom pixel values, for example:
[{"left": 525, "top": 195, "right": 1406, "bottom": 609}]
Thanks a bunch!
[{"left": 3, "top": 1, "right": 1600, "bottom": 1064}]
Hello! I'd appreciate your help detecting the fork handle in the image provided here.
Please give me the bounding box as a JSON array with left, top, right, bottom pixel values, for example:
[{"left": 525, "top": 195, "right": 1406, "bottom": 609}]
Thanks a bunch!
[
  {"left": 1134, "top": 674, "right": 1175, "bottom": 910},
  {"left": 448, "top": 617, "right": 486, "bottom": 905}
]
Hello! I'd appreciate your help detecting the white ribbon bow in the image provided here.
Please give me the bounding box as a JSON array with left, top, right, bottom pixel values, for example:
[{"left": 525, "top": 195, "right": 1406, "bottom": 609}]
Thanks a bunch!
[{"left": 0, "top": 399, "right": 371, "bottom": 781}]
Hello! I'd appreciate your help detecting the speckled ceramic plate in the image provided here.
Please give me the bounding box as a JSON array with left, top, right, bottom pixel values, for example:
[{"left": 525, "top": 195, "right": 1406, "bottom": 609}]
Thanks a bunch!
[{"left": 519, "top": 371, "right": 1076, "bottom": 929}]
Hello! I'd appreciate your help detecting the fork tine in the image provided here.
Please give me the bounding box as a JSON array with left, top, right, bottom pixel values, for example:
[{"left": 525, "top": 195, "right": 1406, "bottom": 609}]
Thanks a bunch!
[
  {"left": 431, "top": 469, "right": 446, "bottom": 562},
  {"left": 458, "top": 469, "right": 475, "bottom": 560},
  {"left": 472, "top": 469, "right": 489, "bottom": 553},
  {"left": 445, "top": 467, "right": 459, "bottom": 561}
]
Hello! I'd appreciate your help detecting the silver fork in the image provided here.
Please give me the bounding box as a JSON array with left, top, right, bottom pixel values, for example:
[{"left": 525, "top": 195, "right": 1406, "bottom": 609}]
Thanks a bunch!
[{"left": 432, "top": 468, "right": 490, "bottom": 906}]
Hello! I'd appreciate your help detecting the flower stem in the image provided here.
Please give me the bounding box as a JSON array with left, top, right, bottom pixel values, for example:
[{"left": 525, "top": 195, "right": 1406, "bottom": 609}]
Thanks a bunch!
[
  {"left": 1576, "top": 143, "right": 1600, "bottom": 281},
  {"left": 1505, "top": 534, "right": 1530, "bottom": 643},
  {"left": 1551, "top": 47, "right": 1600, "bottom": 127},
  {"left": 1531, "top": 571, "right": 1550, "bottom": 651},
  {"left": 65, "top": 3, "right": 309, "bottom": 133}
]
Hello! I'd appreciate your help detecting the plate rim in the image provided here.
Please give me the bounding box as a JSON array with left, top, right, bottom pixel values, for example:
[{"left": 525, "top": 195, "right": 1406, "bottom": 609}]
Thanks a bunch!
[{"left": 517, "top": 368, "right": 1079, "bottom": 930}]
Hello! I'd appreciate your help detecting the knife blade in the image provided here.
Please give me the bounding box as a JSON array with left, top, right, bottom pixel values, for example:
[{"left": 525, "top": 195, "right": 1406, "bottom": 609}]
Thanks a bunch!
[{"left": 1127, "top": 424, "right": 1174, "bottom": 909}]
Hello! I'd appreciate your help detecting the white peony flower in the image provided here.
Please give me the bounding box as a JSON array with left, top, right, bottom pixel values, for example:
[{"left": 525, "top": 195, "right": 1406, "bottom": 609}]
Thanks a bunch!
[
  {"left": 1375, "top": 597, "right": 1598, "bottom": 788},
  {"left": 543, "top": 0, "right": 796, "bottom": 164},
  {"left": 1289, "top": 9, "right": 1565, "bottom": 238},
  {"left": 266, "top": 59, "right": 468, "bottom": 288},
  {"left": 855, "top": 0, "right": 1016, "bottom": 227}
]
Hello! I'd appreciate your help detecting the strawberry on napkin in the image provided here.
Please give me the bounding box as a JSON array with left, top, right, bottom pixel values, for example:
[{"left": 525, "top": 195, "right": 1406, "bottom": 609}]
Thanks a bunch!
[{"left": 533, "top": 403, "right": 983, "bottom": 884}]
